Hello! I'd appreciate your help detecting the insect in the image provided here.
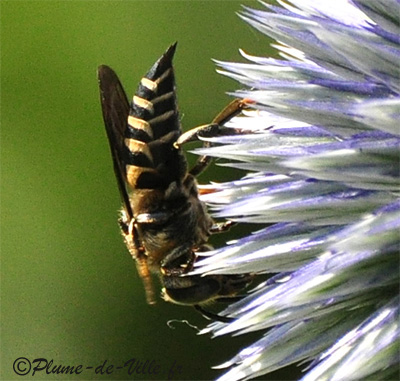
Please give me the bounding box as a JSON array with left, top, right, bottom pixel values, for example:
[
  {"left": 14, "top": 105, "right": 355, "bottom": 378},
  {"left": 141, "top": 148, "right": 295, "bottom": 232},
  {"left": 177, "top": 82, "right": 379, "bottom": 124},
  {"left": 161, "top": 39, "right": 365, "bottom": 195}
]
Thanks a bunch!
[{"left": 98, "top": 43, "right": 251, "bottom": 316}]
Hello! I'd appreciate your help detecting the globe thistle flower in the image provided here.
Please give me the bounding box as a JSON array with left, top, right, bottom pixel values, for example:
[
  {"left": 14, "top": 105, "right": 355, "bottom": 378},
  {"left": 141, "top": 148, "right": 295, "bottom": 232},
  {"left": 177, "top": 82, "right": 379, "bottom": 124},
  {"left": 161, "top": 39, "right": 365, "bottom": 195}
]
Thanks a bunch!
[{"left": 191, "top": 1, "right": 400, "bottom": 380}]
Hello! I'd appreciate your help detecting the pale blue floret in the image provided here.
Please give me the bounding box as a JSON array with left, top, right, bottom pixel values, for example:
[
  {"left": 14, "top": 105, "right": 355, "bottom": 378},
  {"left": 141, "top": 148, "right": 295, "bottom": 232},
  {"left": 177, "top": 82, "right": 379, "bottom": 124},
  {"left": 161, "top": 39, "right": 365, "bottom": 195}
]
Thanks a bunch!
[{"left": 192, "top": 1, "right": 400, "bottom": 380}]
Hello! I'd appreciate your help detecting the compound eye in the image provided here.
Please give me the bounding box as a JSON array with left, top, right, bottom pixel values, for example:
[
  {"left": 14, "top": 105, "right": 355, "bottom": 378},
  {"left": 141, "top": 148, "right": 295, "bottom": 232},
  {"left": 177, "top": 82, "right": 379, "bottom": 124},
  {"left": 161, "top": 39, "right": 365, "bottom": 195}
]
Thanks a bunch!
[
  {"left": 160, "top": 246, "right": 194, "bottom": 275},
  {"left": 162, "top": 276, "right": 221, "bottom": 305}
]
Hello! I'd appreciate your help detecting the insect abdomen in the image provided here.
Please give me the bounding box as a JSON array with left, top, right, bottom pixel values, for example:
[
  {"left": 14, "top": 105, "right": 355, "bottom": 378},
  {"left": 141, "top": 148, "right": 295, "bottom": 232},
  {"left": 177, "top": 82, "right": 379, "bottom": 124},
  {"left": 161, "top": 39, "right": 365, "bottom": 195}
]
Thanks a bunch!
[{"left": 123, "top": 43, "right": 188, "bottom": 190}]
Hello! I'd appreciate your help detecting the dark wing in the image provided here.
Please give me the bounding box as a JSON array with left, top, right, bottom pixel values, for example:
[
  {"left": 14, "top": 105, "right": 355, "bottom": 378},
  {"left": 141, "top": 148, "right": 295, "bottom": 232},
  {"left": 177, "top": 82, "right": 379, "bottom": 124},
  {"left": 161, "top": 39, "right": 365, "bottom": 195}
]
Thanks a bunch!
[{"left": 98, "top": 65, "right": 133, "bottom": 219}]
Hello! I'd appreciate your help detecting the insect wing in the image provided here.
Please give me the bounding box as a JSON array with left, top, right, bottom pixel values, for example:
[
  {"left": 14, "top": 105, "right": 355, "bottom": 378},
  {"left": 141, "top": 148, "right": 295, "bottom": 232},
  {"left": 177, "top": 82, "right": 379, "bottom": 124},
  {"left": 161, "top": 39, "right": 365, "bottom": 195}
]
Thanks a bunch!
[{"left": 98, "top": 65, "right": 133, "bottom": 218}]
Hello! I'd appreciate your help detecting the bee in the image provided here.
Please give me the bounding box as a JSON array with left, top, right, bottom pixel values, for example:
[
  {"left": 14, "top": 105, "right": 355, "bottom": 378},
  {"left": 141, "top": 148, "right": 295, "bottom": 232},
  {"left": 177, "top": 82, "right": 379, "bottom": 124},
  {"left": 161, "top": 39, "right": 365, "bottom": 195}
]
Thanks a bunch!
[{"left": 98, "top": 43, "right": 251, "bottom": 317}]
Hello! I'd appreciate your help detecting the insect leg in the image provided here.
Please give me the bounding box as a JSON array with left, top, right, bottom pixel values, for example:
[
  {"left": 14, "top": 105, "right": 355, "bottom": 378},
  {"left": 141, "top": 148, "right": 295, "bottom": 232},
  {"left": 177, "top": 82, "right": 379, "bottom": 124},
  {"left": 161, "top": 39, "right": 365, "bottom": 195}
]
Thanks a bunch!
[
  {"left": 176, "top": 99, "right": 247, "bottom": 146},
  {"left": 119, "top": 216, "right": 156, "bottom": 305},
  {"left": 209, "top": 220, "right": 237, "bottom": 234},
  {"left": 175, "top": 99, "right": 249, "bottom": 176},
  {"left": 174, "top": 123, "right": 220, "bottom": 146},
  {"left": 193, "top": 304, "right": 235, "bottom": 323}
]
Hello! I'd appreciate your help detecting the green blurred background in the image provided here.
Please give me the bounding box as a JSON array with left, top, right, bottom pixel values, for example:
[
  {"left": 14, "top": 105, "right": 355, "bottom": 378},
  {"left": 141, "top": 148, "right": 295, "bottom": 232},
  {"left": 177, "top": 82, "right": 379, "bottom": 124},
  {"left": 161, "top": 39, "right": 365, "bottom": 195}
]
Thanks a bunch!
[{"left": 1, "top": 1, "right": 298, "bottom": 380}]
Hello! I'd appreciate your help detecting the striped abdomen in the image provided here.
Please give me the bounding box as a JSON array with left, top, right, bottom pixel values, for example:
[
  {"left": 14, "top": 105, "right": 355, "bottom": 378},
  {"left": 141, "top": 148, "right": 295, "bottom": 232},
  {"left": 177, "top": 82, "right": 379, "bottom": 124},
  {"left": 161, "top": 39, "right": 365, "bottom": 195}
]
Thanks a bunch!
[{"left": 123, "top": 43, "right": 188, "bottom": 190}]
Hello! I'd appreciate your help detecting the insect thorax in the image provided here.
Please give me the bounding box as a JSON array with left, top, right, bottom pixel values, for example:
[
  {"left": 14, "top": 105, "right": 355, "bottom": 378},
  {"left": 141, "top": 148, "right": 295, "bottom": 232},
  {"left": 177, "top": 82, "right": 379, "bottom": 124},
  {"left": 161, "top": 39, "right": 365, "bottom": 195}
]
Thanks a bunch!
[{"left": 128, "top": 175, "right": 213, "bottom": 267}]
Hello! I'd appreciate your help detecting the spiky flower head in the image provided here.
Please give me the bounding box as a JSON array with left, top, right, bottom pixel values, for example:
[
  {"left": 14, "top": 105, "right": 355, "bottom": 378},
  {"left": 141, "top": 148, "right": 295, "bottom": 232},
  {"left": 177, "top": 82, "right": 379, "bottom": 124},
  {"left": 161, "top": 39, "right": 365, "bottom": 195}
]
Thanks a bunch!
[{"left": 191, "top": 1, "right": 400, "bottom": 380}]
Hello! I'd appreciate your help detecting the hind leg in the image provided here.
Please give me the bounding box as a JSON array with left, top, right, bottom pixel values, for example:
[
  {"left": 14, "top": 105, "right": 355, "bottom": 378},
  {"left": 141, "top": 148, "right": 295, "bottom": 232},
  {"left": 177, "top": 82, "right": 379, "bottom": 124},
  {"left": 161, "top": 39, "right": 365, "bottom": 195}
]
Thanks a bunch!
[{"left": 175, "top": 99, "right": 249, "bottom": 176}]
